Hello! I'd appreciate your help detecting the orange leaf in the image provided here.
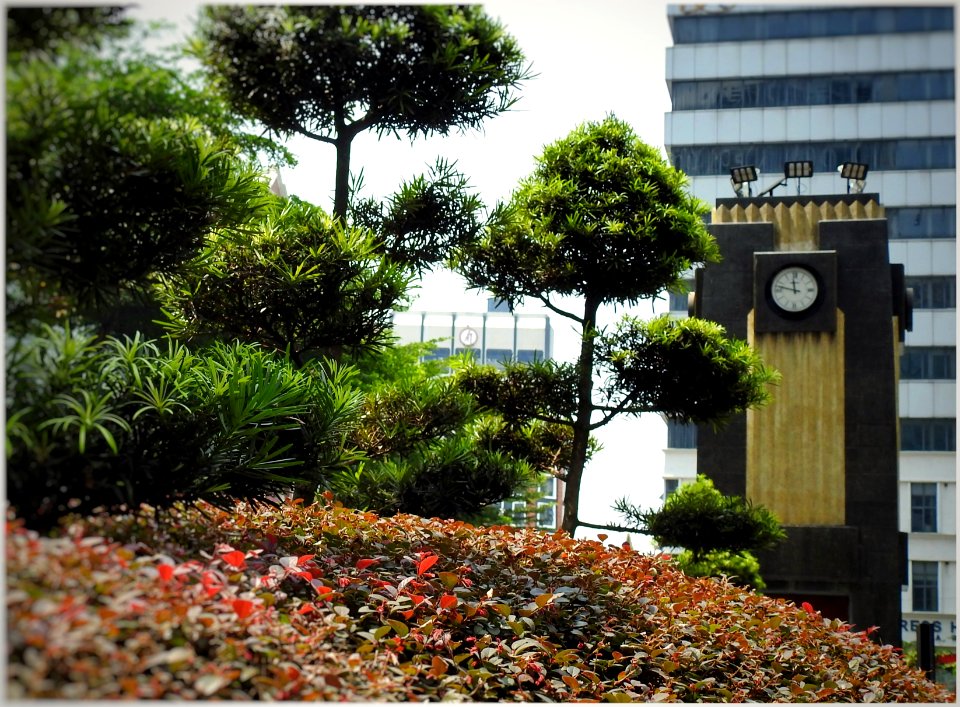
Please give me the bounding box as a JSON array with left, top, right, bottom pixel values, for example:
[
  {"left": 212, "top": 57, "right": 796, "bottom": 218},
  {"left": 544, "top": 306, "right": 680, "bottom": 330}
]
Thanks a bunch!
[
  {"left": 297, "top": 554, "right": 315, "bottom": 566},
  {"left": 409, "top": 594, "right": 426, "bottom": 606},
  {"left": 401, "top": 609, "right": 415, "bottom": 620},
  {"left": 157, "top": 564, "right": 174, "bottom": 582},
  {"left": 439, "top": 594, "right": 458, "bottom": 610},
  {"left": 356, "top": 558, "right": 378, "bottom": 571},
  {"left": 417, "top": 554, "right": 439, "bottom": 575},
  {"left": 429, "top": 655, "right": 448, "bottom": 678},
  {"left": 597, "top": 533, "right": 608, "bottom": 542},
  {"left": 231, "top": 599, "right": 255, "bottom": 619},
  {"left": 222, "top": 550, "right": 247, "bottom": 569}
]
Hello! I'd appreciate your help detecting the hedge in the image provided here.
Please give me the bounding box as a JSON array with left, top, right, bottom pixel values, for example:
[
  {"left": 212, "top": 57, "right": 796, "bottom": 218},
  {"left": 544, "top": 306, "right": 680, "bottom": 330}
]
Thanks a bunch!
[{"left": 7, "top": 498, "right": 953, "bottom": 702}]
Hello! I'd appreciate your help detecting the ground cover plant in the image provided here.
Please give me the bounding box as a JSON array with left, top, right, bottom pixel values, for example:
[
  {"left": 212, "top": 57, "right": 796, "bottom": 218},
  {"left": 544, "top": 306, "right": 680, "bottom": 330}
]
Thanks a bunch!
[{"left": 7, "top": 499, "right": 953, "bottom": 702}]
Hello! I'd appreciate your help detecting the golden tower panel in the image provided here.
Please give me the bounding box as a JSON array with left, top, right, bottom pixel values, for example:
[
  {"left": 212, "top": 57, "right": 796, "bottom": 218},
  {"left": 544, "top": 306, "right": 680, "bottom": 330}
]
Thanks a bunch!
[{"left": 745, "top": 311, "right": 847, "bottom": 526}]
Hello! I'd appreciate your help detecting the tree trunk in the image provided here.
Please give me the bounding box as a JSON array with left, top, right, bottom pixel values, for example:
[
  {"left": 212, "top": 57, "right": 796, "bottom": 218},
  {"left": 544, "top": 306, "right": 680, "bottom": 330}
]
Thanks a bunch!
[
  {"left": 560, "top": 296, "right": 601, "bottom": 535},
  {"left": 333, "top": 134, "right": 352, "bottom": 223}
]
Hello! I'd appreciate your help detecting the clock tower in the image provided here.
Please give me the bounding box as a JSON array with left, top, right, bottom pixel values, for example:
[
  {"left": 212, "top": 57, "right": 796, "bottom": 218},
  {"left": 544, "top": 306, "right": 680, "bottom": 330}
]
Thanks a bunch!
[{"left": 691, "top": 193, "right": 911, "bottom": 645}]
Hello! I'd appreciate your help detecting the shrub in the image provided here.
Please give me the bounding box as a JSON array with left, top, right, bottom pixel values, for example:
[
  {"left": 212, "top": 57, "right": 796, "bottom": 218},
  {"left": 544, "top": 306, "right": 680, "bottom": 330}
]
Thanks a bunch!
[
  {"left": 6, "top": 326, "right": 361, "bottom": 528},
  {"left": 7, "top": 499, "right": 953, "bottom": 702}
]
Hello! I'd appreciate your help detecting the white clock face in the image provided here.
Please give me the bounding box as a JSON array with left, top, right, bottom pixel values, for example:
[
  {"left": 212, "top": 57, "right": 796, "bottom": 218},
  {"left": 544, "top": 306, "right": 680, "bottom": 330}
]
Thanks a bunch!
[
  {"left": 458, "top": 327, "right": 479, "bottom": 347},
  {"left": 770, "top": 266, "right": 819, "bottom": 313}
]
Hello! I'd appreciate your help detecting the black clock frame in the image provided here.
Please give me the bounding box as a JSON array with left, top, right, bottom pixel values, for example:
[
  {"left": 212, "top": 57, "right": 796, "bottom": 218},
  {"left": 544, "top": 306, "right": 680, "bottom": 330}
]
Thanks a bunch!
[{"left": 754, "top": 251, "right": 838, "bottom": 333}]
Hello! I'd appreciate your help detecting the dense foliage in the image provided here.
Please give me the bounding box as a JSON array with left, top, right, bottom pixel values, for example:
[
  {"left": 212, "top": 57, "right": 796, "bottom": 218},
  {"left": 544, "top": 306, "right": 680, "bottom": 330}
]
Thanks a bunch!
[
  {"left": 7, "top": 500, "right": 952, "bottom": 702},
  {"left": 6, "top": 22, "right": 283, "bottom": 333},
  {"left": 194, "top": 4, "right": 530, "bottom": 218},
  {"left": 454, "top": 115, "right": 777, "bottom": 532},
  {"left": 617, "top": 475, "right": 786, "bottom": 560},
  {"left": 156, "top": 196, "right": 411, "bottom": 363},
  {"left": 6, "top": 326, "right": 361, "bottom": 529}
]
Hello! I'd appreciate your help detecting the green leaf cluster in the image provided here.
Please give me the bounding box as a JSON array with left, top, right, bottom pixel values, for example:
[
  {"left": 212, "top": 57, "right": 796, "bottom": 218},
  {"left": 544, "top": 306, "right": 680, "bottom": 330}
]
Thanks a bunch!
[
  {"left": 457, "top": 114, "right": 718, "bottom": 307},
  {"left": 6, "top": 37, "right": 275, "bottom": 331},
  {"left": 156, "top": 196, "right": 411, "bottom": 364},
  {"left": 6, "top": 325, "right": 363, "bottom": 529},
  {"left": 194, "top": 5, "right": 530, "bottom": 142},
  {"left": 672, "top": 549, "right": 768, "bottom": 590},
  {"left": 616, "top": 475, "right": 786, "bottom": 562},
  {"left": 597, "top": 314, "right": 780, "bottom": 424}
]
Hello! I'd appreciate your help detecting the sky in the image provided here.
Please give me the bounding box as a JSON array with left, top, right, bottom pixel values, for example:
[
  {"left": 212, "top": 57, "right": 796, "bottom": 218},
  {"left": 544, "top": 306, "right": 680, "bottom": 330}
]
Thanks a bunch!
[{"left": 131, "top": 0, "right": 683, "bottom": 549}]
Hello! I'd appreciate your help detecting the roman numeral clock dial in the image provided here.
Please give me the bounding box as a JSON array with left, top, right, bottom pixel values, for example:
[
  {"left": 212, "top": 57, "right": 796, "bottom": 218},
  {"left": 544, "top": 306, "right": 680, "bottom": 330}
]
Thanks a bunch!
[{"left": 770, "top": 265, "right": 819, "bottom": 313}]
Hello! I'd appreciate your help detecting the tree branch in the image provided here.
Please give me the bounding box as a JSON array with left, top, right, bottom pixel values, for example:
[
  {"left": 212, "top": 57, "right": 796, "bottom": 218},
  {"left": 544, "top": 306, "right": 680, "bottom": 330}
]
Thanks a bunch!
[
  {"left": 298, "top": 127, "right": 335, "bottom": 145},
  {"left": 577, "top": 519, "right": 651, "bottom": 535},
  {"left": 537, "top": 293, "right": 583, "bottom": 324}
]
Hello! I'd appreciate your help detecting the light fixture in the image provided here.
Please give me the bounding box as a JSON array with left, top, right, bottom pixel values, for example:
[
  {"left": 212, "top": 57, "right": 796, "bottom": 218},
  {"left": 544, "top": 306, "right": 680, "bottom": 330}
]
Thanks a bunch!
[
  {"left": 838, "top": 162, "right": 869, "bottom": 193},
  {"left": 730, "top": 165, "right": 759, "bottom": 197},
  {"left": 758, "top": 160, "right": 815, "bottom": 197},
  {"left": 784, "top": 160, "right": 814, "bottom": 178}
]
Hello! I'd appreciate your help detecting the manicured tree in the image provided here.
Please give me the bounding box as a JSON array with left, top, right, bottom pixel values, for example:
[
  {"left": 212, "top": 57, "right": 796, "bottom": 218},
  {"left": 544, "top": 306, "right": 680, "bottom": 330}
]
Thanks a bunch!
[
  {"left": 331, "top": 344, "right": 576, "bottom": 521},
  {"left": 613, "top": 475, "right": 786, "bottom": 588},
  {"left": 193, "top": 5, "right": 531, "bottom": 223},
  {"left": 455, "top": 115, "right": 778, "bottom": 534},
  {"left": 156, "top": 196, "right": 412, "bottom": 365}
]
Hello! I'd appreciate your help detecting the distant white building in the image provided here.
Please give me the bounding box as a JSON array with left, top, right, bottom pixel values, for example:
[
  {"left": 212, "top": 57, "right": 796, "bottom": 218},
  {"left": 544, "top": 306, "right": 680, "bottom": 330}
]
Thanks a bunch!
[
  {"left": 391, "top": 300, "right": 563, "bottom": 530},
  {"left": 662, "top": 4, "right": 956, "bottom": 649}
]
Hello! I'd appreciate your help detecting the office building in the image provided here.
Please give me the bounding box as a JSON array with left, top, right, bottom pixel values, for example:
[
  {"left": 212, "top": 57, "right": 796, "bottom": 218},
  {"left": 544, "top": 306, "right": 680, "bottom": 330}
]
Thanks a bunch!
[{"left": 663, "top": 4, "right": 955, "bottom": 649}]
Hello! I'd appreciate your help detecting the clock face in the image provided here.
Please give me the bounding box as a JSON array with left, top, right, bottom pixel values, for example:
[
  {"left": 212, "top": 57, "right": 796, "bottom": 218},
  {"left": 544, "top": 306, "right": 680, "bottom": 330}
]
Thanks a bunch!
[{"left": 770, "top": 266, "right": 820, "bottom": 313}]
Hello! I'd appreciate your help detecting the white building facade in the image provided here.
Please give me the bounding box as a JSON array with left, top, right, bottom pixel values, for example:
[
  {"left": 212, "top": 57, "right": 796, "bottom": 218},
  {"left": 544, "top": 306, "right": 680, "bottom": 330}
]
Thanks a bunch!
[{"left": 662, "top": 4, "right": 956, "bottom": 649}]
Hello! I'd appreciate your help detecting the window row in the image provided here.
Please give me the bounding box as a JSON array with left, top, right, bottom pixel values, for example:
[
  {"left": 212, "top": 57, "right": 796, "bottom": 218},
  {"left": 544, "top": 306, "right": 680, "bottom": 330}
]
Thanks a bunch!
[
  {"left": 670, "top": 71, "right": 954, "bottom": 111},
  {"left": 669, "top": 138, "right": 956, "bottom": 177},
  {"left": 498, "top": 500, "right": 558, "bottom": 530},
  {"left": 672, "top": 7, "right": 953, "bottom": 45},
  {"left": 901, "top": 347, "right": 956, "bottom": 380},
  {"left": 900, "top": 418, "right": 956, "bottom": 451},
  {"left": 422, "top": 346, "right": 545, "bottom": 365},
  {"left": 906, "top": 276, "right": 956, "bottom": 310},
  {"left": 886, "top": 207, "right": 956, "bottom": 240}
]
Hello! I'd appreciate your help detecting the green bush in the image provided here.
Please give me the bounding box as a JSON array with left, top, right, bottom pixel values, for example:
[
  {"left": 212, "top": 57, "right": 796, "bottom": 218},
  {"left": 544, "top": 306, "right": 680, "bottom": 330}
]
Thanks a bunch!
[
  {"left": 6, "top": 500, "right": 953, "bottom": 701},
  {"left": 6, "top": 326, "right": 361, "bottom": 528}
]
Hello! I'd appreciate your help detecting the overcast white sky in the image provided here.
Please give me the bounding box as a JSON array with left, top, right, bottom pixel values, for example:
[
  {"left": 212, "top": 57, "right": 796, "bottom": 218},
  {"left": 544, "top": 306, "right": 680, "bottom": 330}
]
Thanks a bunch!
[{"left": 132, "top": 0, "right": 683, "bottom": 548}]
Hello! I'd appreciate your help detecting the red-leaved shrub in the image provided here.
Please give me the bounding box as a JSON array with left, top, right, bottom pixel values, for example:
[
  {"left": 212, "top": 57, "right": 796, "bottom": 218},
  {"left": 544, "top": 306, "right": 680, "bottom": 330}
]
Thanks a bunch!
[{"left": 7, "top": 498, "right": 954, "bottom": 702}]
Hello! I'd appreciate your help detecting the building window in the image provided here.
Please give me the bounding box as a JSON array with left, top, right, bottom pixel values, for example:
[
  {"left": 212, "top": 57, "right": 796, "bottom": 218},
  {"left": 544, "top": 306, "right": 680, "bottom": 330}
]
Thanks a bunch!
[
  {"left": 670, "top": 70, "right": 954, "bottom": 111},
  {"left": 667, "top": 283, "right": 693, "bottom": 313},
  {"left": 912, "top": 561, "right": 939, "bottom": 612},
  {"left": 910, "top": 483, "right": 938, "bottom": 533},
  {"left": 668, "top": 138, "right": 955, "bottom": 178},
  {"left": 900, "top": 347, "right": 956, "bottom": 380},
  {"left": 539, "top": 476, "right": 557, "bottom": 500},
  {"left": 536, "top": 502, "right": 556, "bottom": 529},
  {"left": 666, "top": 420, "right": 697, "bottom": 449},
  {"left": 487, "top": 298, "right": 511, "bottom": 313},
  {"left": 423, "top": 345, "right": 450, "bottom": 361},
  {"left": 664, "top": 478, "right": 680, "bottom": 500},
  {"left": 671, "top": 7, "right": 953, "bottom": 44},
  {"left": 484, "top": 348, "right": 513, "bottom": 366},
  {"left": 887, "top": 207, "right": 956, "bottom": 240},
  {"left": 900, "top": 418, "right": 956, "bottom": 451},
  {"left": 515, "top": 349, "right": 544, "bottom": 363},
  {"left": 906, "top": 277, "right": 957, "bottom": 309}
]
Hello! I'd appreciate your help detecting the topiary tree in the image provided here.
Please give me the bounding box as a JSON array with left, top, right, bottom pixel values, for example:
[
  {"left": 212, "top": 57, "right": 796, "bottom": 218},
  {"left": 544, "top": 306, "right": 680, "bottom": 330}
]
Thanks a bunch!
[
  {"left": 193, "top": 4, "right": 531, "bottom": 222},
  {"left": 155, "top": 196, "right": 412, "bottom": 365},
  {"left": 613, "top": 474, "right": 787, "bottom": 588},
  {"left": 455, "top": 115, "right": 779, "bottom": 533}
]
